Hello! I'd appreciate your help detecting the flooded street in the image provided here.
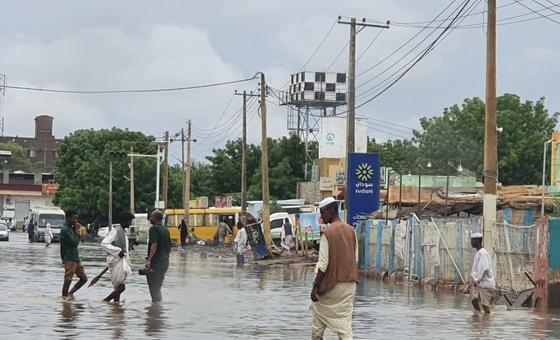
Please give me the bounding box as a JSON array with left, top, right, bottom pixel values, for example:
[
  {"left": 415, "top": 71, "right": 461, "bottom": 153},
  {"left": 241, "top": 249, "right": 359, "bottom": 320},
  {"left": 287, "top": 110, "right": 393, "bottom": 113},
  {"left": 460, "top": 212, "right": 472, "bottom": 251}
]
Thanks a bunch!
[{"left": 1, "top": 232, "right": 560, "bottom": 339}]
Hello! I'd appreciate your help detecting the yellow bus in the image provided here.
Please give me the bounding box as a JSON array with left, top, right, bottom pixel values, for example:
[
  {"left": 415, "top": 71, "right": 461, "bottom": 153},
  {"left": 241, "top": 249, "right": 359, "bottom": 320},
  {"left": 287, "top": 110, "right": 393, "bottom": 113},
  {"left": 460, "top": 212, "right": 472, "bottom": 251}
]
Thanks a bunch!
[{"left": 164, "top": 207, "right": 245, "bottom": 246}]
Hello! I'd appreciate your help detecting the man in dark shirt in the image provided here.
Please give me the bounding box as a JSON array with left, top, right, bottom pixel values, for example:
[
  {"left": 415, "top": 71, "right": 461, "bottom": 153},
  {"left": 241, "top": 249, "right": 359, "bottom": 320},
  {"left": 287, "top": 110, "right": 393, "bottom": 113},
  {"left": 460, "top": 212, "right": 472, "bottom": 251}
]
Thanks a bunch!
[
  {"left": 27, "top": 220, "right": 35, "bottom": 243},
  {"left": 145, "top": 209, "right": 171, "bottom": 303},
  {"left": 60, "top": 210, "right": 88, "bottom": 299}
]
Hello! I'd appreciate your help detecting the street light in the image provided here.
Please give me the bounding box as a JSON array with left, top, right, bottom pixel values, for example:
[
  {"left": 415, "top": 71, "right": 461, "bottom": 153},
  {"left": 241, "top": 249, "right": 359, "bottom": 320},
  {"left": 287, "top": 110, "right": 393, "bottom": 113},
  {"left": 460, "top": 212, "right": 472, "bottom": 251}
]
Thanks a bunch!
[
  {"left": 446, "top": 159, "right": 463, "bottom": 217},
  {"left": 418, "top": 161, "right": 432, "bottom": 204},
  {"left": 542, "top": 139, "right": 553, "bottom": 217}
]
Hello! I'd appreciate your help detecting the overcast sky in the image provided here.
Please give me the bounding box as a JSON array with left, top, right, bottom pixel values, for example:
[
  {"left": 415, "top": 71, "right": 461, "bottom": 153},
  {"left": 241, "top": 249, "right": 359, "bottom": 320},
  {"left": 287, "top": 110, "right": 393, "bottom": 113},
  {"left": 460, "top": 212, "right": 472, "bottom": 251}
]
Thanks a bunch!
[{"left": 1, "top": 0, "right": 558, "bottom": 162}]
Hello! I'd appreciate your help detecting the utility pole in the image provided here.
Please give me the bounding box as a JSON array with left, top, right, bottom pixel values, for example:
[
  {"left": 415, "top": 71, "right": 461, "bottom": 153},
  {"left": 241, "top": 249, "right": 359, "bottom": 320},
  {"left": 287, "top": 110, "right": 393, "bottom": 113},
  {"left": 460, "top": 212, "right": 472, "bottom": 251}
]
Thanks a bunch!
[
  {"left": 162, "top": 131, "right": 169, "bottom": 209},
  {"left": 338, "top": 17, "right": 389, "bottom": 222},
  {"left": 109, "top": 160, "right": 113, "bottom": 225},
  {"left": 235, "top": 90, "right": 259, "bottom": 223},
  {"left": 483, "top": 0, "right": 497, "bottom": 252},
  {"left": 260, "top": 73, "right": 272, "bottom": 248},
  {"left": 241, "top": 91, "right": 247, "bottom": 223},
  {"left": 184, "top": 120, "right": 192, "bottom": 225},
  {"left": 155, "top": 144, "right": 161, "bottom": 208},
  {"left": 130, "top": 146, "right": 134, "bottom": 213}
]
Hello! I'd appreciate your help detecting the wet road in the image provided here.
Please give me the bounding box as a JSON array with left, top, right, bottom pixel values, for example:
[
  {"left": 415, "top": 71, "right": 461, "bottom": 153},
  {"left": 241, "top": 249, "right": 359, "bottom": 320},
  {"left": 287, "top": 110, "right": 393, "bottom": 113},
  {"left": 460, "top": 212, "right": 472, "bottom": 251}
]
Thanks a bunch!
[{"left": 1, "top": 232, "right": 560, "bottom": 339}]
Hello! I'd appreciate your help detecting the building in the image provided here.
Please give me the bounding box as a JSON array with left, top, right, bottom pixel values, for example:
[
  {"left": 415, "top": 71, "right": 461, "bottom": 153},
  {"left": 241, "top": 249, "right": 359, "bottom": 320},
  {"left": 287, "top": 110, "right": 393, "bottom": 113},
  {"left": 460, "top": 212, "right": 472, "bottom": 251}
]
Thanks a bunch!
[
  {"left": 0, "top": 115, "right": 62, "bottom": 172},
  {"left": 0, "top": 171, "right": 58, "bottom": 229}
]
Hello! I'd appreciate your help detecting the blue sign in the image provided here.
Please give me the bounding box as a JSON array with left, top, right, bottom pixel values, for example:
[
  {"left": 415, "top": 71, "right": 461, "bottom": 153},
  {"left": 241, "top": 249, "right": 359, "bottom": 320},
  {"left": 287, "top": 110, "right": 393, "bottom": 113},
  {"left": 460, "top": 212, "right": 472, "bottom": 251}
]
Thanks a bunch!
[{"left": 347, "top": 153, "right": 380, "bottom": 228}]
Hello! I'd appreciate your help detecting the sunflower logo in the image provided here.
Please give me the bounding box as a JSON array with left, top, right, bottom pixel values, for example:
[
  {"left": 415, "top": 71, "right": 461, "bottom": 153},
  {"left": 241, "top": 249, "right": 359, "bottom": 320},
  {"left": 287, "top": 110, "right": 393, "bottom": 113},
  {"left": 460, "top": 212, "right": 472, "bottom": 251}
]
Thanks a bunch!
[{"left": 355, "top": 163, "right": 374, "bottom": 182}]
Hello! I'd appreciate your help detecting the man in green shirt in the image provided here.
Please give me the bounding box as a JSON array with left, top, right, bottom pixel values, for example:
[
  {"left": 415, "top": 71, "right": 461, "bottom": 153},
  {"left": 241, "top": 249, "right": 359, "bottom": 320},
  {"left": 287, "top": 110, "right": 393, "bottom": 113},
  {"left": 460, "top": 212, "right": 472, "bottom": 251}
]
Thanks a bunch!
[
  {"left": 145, "top": 209, "right": 171, "bottom": 303},
  {"left": 60, "top": 210, "right": 88, "bottom": 299}
]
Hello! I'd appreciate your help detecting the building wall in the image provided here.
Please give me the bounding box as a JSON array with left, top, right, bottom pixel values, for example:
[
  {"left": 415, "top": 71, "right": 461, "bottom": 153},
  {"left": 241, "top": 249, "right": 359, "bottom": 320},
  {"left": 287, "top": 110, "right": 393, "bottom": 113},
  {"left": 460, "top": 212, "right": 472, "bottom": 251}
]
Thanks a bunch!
[
  {"left": 1, "top": 193, "right": 55, "bottom": 227},
  {"left": 0, "top": 115, "right": 62, "bottom": 172}
]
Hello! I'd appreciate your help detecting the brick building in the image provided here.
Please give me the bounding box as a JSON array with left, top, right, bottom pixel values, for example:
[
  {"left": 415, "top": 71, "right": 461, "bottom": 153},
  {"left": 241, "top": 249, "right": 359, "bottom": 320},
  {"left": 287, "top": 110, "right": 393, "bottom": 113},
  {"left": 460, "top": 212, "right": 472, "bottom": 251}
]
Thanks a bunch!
[{"left": 0, "top": 115, "right": 62, "bottom": 172}]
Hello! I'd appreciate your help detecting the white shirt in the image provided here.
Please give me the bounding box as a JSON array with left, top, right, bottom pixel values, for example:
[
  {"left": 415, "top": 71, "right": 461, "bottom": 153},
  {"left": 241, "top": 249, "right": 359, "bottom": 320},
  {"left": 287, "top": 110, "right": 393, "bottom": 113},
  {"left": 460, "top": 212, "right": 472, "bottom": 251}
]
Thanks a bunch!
[
  {"left": 234, "top": 228, "right": 248, "bottom": 254},
  {"left": 101, "top": 227, "right": 129, "bottom": 259},
  {"left": 315, "top": 228, "right": 359, "bottom": 273},
  {"left": 471, "top": 248, "right": 496, "bottom": 289}
]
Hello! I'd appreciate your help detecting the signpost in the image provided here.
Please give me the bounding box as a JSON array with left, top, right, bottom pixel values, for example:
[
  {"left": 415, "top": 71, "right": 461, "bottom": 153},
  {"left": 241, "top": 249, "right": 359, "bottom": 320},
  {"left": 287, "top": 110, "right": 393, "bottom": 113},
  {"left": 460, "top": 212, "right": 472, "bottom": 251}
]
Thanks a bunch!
[{"left": 347, "top": 153, "right": 380, "bottom": 228}]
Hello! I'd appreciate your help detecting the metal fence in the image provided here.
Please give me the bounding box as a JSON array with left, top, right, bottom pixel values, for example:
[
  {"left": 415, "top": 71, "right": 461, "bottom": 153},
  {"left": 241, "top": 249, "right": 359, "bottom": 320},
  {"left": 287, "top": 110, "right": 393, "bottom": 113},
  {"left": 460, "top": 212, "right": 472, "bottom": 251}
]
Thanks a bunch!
[{"left": 361, "top": 214, "right": 536, "bottom": 293}]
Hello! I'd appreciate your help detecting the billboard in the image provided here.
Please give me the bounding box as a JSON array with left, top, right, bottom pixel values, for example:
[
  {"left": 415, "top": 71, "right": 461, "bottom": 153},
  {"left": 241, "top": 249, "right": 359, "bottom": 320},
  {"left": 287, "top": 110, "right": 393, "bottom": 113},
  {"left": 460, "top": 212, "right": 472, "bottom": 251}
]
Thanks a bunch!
[
  {"left": 347, "top": 153, "right": 380, "bottom": 228},
  {"left": 319, "top": 117, "right": 368, "bottom": 158}
]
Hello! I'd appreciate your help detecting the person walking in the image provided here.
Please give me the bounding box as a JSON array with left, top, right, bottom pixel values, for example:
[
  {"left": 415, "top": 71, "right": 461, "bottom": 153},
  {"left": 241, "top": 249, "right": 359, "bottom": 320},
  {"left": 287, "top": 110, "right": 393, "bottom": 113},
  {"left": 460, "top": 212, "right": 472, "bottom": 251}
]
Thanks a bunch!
[
  {"left": 145, "top": 210, "right": 171, "bottom": 303},
  {"left": 101, "top": 211, "right": 133, "bottom": 302},
  {"left": 234, "top": 222, "right": 248, "bottom": 265},
  {"left": 27, "top": 220, "right": 35, "bottom": 243},
  {"left": 60, "top": 210, "right": 88, "bottom": 299},
  {"left": 44, "top": 222, "right": 54, "bottom": 247},
  {"left": 281, "top": 218, "right": 294, "bottom": 251},
  {"left": 310, "top": 197, "right": 359, "bottom": 340},
  {"left": 178, "top": 219, "right": 188, "bottom": 247},
  {"left": 470, "top": 232, "right": 495, "bottom": 314},
  {"left": 217, "top": 218, "right": 232, "bottom": 246}
]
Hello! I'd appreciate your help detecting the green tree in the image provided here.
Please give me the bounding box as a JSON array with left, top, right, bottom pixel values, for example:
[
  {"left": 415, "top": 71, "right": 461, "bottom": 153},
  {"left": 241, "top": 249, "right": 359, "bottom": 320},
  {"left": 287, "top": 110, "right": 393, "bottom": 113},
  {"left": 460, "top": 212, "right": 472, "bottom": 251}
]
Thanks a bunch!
[
  {"left": 367, "top": 138, "right": 419, "bottom": 174},
  {"left": 53, "top": 128, "right": 157, "bottom": 224},
  {"left": 413, "top": 94, "right": 558, "bottom": 184},
  {"left": 0, "top": 142, "right": 33, "bottom": 172}
]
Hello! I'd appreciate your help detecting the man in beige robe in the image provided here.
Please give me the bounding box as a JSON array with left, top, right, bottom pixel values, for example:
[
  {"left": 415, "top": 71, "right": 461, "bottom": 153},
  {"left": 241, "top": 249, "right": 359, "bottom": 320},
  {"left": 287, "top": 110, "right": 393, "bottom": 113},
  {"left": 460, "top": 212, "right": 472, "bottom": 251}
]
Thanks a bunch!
[{"left": 310, "top": 197, "right": 359, "bottom": 340}]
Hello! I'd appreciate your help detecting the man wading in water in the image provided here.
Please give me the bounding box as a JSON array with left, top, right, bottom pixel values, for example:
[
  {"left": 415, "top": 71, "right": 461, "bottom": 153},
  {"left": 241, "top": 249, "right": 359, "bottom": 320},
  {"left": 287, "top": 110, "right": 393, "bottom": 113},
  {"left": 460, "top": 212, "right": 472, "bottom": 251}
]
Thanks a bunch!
[
  {"left": 310, "top": 197, "right": 359, "bottom": 340},
  {"left": 470, "top": 232, "right": 495, "bottom": 314},
  {"left": 100, "top": 211, "right": 133, "bottom": 302},
  {"left": 60, "top": 210, "right": 88, "bottom": 299}
]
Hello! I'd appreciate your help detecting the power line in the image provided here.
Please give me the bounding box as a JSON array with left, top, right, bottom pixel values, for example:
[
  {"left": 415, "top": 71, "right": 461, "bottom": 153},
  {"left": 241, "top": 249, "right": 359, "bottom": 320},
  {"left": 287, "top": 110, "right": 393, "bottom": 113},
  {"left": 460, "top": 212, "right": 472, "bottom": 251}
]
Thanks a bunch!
[
  {"left": 530, "top": 0, "right": 560, "bottom": 16},
  {"left": 357, "top": 0, "right": 479, "bottom": 98},
  {"left": 279, "top": 18, "right": 339, "bottom": 89},
  {"left": 2, "top": 74, "right": 259, "bottom": 94},
  {"left": 357, "top": 0, "right": 462, "bottom": 79},
  {"left": 357, "top": 28, "right": 386, "bottom": 62},
  {"left": 356, "top": 0, "right": 476, "bottom": 109}
]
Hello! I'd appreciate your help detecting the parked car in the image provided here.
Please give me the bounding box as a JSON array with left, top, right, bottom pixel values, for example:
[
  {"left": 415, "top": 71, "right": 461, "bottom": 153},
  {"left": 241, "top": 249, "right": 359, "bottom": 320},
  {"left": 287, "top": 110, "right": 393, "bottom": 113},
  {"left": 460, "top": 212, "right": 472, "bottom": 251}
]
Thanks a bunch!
[
  {"left": 0, "top": 216, "right": 15, "bottom": 231},
  {"left": 0, "top": 222, "right": 9, "bottom": 241},
  {"left": 269, "top": 212, "right": 294, "bottom": 241}
]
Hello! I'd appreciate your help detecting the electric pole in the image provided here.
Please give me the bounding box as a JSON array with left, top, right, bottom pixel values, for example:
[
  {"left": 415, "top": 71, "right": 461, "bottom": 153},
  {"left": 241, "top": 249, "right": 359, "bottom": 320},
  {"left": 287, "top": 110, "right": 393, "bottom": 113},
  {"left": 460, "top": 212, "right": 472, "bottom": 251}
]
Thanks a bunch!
[
  {"left": 338, "top": 17, "right": 389, "bottom": 222},
  {"left": 130, "top": 146, "right": 134, "bottom": 213},
  {"left": 162, "top": 131, "right": 169, "bottom": 209},
  {"left": 260, "top": 73, "right": 272, "bottom": 248},
  {"left": 109, "top": 160, "right": 113, "bottom": 225},
  {"left": 235, "top": 89, "right": 259, "bottom": 223},
  {"left": 483, "top": 0, "right": 497, "bottom": 252},
  {"left": 184, "top": 120, "right": 192, "bottom": 225}
]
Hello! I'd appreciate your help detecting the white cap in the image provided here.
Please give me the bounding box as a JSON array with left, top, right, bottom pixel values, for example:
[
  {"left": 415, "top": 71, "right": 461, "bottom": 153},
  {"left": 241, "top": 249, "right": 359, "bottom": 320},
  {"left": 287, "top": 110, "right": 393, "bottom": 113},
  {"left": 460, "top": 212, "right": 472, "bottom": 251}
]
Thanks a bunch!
[
  {"left": 318, "top": 197, "right": 337, "bottom": 209},
  {"left": 471, "top": 232, "right": 483, "bottom": 238}
]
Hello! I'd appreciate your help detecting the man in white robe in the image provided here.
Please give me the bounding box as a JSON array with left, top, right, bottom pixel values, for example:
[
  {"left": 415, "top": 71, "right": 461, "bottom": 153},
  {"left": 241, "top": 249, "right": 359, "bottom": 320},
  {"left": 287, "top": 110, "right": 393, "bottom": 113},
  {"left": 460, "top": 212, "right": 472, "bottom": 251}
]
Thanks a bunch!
[
  {"left": 310, "top": 197, "right": 359, "bottom": 340},
  {"left": 234, "top": 222, "right": 248, "bottom": 265},
  {"left": 44, "top": 223, "right": 53, "bottom": 247},
  {"left": 100, "top": 211, "right": 133, "bottom": 302}
]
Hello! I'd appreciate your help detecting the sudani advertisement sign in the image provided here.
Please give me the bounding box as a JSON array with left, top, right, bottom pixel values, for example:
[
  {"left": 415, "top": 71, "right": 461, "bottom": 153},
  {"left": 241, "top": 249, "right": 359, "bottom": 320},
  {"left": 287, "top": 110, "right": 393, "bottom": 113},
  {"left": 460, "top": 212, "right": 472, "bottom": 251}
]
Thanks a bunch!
[{"left": 347, "top": 153, "right": 380, "bottom": 228}]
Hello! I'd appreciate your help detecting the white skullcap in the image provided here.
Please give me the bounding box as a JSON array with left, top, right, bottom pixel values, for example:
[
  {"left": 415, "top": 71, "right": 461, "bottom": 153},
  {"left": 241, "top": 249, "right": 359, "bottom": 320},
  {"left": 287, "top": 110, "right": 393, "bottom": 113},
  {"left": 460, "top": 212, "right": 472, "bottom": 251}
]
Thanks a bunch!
[
  {"left": 471, "top": 232, "right": 483, "bottom": 238},
  {"left": 318, "top": 197, "right": 337, "bottom": 209}
]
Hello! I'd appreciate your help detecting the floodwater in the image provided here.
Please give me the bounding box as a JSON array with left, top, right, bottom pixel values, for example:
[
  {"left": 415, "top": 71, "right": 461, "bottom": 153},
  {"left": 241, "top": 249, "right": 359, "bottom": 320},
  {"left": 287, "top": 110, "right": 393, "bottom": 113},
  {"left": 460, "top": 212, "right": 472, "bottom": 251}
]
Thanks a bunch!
[{"left": 1, "top": 232, "right": 560, "bottom": 339}]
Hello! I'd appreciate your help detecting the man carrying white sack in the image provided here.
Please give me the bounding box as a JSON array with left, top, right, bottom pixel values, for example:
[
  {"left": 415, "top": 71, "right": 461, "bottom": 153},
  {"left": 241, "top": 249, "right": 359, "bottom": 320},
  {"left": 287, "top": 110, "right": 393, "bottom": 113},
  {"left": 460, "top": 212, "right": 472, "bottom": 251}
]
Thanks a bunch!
[{"left": 101, "top": 211, "right": 133, "bottom": 302}]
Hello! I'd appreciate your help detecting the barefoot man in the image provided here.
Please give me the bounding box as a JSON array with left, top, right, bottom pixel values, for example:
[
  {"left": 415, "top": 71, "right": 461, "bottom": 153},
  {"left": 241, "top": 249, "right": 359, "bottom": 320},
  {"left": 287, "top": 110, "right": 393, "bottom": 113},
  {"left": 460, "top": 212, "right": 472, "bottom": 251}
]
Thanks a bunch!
[
  {"left": 101, "top": 211, "right": 133, "bottom": 302},
  {"left": 470, "top": 232, "right": 495, "bottom": 314},
  {"left": 60, "top": 210, "right": 88, "bottom": 299},
  {"left": 310, "top": 197, "right": 359, "bottom": 340}
]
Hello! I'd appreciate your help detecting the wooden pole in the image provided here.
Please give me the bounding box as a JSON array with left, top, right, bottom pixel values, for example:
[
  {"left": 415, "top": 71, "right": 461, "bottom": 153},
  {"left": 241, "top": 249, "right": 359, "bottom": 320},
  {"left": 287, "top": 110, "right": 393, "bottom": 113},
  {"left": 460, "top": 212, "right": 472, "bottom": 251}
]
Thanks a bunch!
[
  {"left": 483, "top": 0, "right": 497, "bottom": 252},
  {"left": 241, "top": 91, "right": 248, "bottom": 223},
  {"left": 260, "top": 73, "right": 272, "bottom": 248}
]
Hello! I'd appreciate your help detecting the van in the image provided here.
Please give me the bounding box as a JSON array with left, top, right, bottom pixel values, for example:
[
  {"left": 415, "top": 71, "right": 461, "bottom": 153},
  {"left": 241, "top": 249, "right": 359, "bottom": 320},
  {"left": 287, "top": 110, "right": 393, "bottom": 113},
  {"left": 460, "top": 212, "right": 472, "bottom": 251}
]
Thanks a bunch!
[{"left": 30, "top": 207, "right": 65, "bottom": 243}]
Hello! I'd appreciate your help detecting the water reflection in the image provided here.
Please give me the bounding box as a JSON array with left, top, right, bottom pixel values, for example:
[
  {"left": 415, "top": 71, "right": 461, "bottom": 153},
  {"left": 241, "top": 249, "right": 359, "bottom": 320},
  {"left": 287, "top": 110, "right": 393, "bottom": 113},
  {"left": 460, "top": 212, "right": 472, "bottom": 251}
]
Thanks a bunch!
[
  {"left": 57, "top": 300, "right": 85, "bottom": 337},
  {"left": 4, "top": 232, "right": 560, "bottom": 339},
  {"left": 145, "top": 303, "right": 167, "bottom": 336},
  {"left": 106, "top": 303, "right": 126, "bottom": 339}
]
